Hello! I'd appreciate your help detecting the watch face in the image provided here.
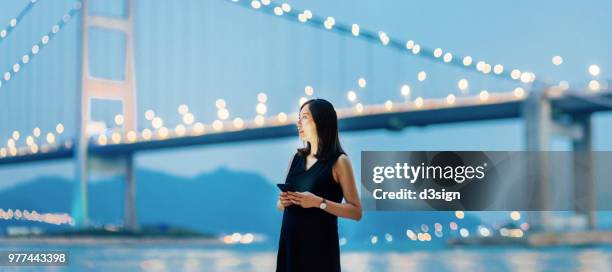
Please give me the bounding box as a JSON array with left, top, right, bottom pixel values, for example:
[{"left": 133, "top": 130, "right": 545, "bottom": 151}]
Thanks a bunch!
[{"left": 320, "top": 203, "right": 327, "bottom": 209}]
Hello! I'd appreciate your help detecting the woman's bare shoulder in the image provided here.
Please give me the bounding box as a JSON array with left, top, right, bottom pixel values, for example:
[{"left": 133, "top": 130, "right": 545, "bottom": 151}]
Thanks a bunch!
[
  {"left": 333, "top": 154, "right": 351, "bottom": 171},
  {"left": 332, "top": 154, "right": 351, "bottom": 183}
]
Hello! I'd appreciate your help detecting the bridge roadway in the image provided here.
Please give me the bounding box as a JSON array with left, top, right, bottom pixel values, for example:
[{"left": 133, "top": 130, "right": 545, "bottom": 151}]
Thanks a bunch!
[{"left": 0, "top": 90, "right": 610, "bottom": 166}]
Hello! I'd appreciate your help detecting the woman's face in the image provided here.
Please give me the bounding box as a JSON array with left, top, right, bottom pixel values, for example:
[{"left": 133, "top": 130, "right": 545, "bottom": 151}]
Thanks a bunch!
[{"left": 297, "top": 104, "right": 317, "bottom": 142}]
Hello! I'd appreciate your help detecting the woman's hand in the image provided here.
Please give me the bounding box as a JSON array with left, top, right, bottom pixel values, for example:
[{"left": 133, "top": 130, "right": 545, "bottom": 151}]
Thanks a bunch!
[
  {"left": 279, "top": 192, "right": 293, "bottom": 207},
  {"left": 288, "top": 191, "right": 322, "bottom": 208}
]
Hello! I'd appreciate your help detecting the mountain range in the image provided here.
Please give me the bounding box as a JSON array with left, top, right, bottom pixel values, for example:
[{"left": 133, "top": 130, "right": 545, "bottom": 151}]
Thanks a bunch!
[{"left": 0, "top": 167, "right": 483, "bottom": 248}]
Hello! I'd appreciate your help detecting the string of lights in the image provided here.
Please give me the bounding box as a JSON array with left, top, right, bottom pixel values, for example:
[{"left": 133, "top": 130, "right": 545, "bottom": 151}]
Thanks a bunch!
[
  {"left": 3, "top": 85, "right": 610, "bottom": 156},
  {"left": 1, "top": 76, "right": 609, "bottom": 159},
  {"left": 226, "top": 0, "right": 539, "bottom": 85},
  {"left": 0, "top": 207, "right": 74, "bottom": 226},
  {"left": 0, "top": 123, "right": 68, "bottom": 158},
  {"left": 0, "top": 0, "right": 39, "bottom": 46},
  {"left": 81, "top": 83, "right": 527, "bottom": 147},
  {"left": 0, "top": 2, "right": 81, "bottom": 90},
  {"left": 0, "top": 206, "right": 526, "bottom": 240}
]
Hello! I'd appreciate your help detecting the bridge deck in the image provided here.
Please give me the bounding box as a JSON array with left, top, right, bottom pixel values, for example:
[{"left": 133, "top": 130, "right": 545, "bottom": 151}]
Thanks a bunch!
[{"left": 1, "top": 90, "right": 610, "bottom": 165}]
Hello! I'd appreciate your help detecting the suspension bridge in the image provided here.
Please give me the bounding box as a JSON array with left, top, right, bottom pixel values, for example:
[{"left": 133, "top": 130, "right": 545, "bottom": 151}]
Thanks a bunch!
[{"left": 0, "top": 0, "right": 610, "bottom": 234}]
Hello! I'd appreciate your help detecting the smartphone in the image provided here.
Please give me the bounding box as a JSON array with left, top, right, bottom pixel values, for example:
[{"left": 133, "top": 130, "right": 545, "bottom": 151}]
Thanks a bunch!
[{"left": 276, "top": 183, "right": 295, "bottom": 192}]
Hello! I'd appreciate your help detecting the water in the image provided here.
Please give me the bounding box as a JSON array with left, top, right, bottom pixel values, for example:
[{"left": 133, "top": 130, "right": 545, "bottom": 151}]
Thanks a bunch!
[{"left": 0, "top": 243, "right": 610, "bottom": 272}]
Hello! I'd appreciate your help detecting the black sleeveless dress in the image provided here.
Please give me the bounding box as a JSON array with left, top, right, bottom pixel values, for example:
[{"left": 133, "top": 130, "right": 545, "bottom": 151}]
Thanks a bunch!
[{"left": 276, "top": 151, "right": 345, "bottom": 272}]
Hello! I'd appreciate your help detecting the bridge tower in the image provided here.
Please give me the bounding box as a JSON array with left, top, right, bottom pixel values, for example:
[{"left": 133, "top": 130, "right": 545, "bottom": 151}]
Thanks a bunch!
[
  {"left": 523, "top": 87, "right": 596, "bottom": 231},
  {"left": 74, "top": 0, "right": 138, "bottom": 230}
]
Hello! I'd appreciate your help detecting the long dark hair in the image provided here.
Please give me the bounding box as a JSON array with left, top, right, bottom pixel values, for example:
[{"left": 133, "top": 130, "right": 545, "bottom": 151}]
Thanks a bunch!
[{"left": 297, "top": 98, "right": 345, "bottom": 160}]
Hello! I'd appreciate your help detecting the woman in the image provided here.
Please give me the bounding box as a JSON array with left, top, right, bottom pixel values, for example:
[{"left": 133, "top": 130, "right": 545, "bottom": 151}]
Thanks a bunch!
[{"left": 276, "top": 98, "right": 362, "bottom": 272}]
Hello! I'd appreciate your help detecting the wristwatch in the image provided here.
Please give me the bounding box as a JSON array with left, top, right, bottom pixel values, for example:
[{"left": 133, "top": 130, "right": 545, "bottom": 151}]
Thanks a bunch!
[{"left": 319, "top": 198, "right": 327, "bottom": 210}]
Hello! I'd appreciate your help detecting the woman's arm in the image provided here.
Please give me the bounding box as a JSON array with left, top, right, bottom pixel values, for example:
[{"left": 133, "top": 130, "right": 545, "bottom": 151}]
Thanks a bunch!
[
  {"left": 288, "top": 154, "right": 363, "bottom": 221},
  {"left": 277, "top": 154, "right": 295, "bottom": 211}
]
